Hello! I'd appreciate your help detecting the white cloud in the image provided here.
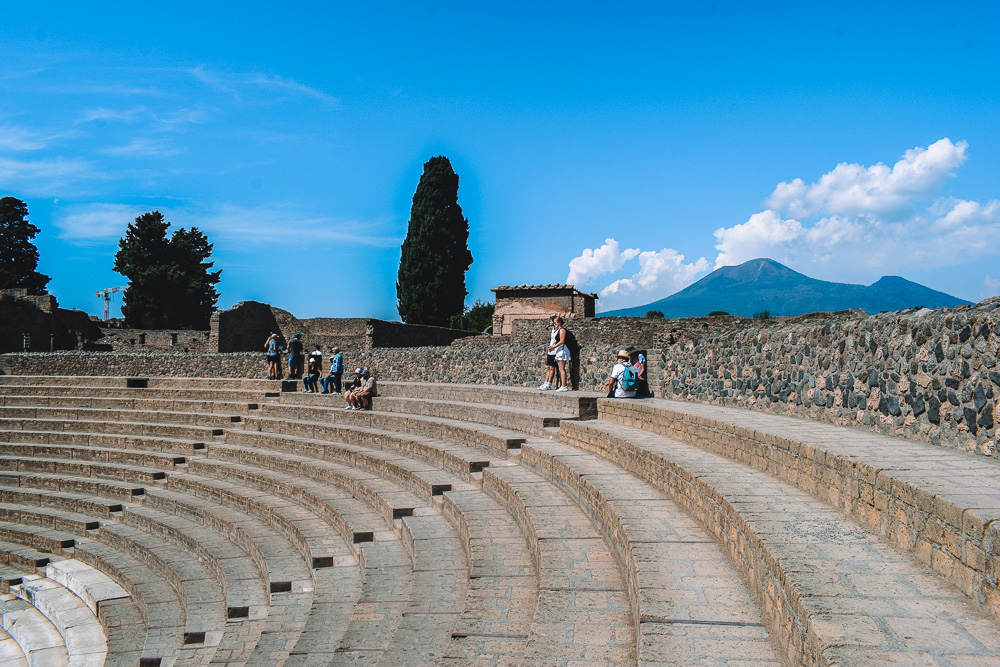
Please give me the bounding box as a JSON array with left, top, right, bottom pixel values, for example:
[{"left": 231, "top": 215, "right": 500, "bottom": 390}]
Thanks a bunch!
[
  {"left": 191, "top": 203, "right": 399, "bottom": 247},
  {"left": 935, "top": 198, "right": 1000, "bottom": 229},
  {"left": 53, "top": 203, "right": 143, "bottom": 243},
  {"left": 566, "top": 238, "right": 640, "bottom": 286},
  {"left": 983, "top": 275, "right": 1000, "bottom": 300},
  {"left": 0, "top": 156, "right": 94, "bottom": 196},
  {"left": 713, "top": 210, "right": 803, "bottom": 268},
  {"left": 190, "top": 66, "right": 338, "bottom": 105},
  {"left": 0, "top": 125, "right": 47, "bottom": 151},
  {"left": 712, "top": 138, "right": 1000, "bottom": 281},
  {"left": 100, "top": 138, "right": 184, "bottom": 157},
  {"left": 78, "top": 107, "right": 146, "bottom": 124},
  {"left": 766, "top": 138, "right": 968, "bottom": 218},
  {"left": 600, "top": 248, "right": 708, "bottom": 301}
]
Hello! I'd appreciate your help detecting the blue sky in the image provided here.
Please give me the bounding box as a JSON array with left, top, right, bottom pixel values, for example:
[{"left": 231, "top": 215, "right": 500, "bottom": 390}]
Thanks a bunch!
[{"left": 2, "top": 1, "right": 998, "bottom": 320}]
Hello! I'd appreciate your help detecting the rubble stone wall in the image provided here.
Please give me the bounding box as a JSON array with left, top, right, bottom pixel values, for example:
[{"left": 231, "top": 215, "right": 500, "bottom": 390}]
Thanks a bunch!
[{"left": 2, "top": 298, "right": 998, "bottom": 457}]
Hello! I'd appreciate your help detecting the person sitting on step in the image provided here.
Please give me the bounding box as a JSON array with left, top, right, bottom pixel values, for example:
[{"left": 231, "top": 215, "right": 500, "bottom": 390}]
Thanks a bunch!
[
  {"left": 303, "top": 357, "right": 321, "bottom": 393},
  {"left": 343, "top": 368, "right": 364, "bottom": 409}
]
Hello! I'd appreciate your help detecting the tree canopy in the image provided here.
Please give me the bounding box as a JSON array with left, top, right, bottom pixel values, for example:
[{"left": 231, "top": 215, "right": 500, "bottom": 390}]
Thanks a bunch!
[
  {"left": 0, "top": 196, "right": 50, "bottom": 290},
  {"left": 396, "top": 156, "right": 473, "bottom": 327},
  {"left": 448, "top": 299, "right": 494, "bottom": 332},
  {"left": 113, "top": 211, "right": 221, "bottom": 329}
]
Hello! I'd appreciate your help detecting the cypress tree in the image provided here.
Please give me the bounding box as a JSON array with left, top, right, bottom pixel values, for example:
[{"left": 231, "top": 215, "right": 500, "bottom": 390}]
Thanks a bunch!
[
  {"left": 0, "top": 197, "right": 50, "bottom": 290},
  {"left": 396, "top": 156, "right": 473, "bottom": 326}
]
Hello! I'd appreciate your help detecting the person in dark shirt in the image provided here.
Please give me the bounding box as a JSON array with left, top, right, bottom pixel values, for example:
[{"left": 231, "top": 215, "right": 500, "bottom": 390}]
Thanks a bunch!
[{"left": 287, "top": 333, "right": 305, "bottom": 379}]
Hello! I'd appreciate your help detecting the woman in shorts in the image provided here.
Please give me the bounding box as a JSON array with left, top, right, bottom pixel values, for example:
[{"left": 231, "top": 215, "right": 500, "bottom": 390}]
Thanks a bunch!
[
  {"left": 264, "top": 334, "right": 283, "bottom": 380},
  {"left": 550, "top": 317, "right": 571, "bottom": 392}
]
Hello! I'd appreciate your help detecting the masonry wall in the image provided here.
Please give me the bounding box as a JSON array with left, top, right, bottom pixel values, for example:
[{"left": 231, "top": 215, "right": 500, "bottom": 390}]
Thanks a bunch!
[
  {"left": 1, "top": 298, "right": 998, "bottom": 457},
  {"left": 211, "top": 301, "right": 478, "bottom": 352},
  {"left": 95, "top": 328, "right": 212, "bottom": 352},
  {"left": 654, "top": 299, "right": 1000, "bottom": 456}
]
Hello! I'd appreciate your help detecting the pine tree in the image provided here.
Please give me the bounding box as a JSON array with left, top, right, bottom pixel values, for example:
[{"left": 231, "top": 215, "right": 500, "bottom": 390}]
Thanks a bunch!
[
  {"left": 113, "top": 211, "right": 221, "bottom": 329},
  {"left": 396, "top": 156, "right": 473, "bottom": 326},
  {"left": 0, "top": 197, "right": 50, "bottom": 290}
]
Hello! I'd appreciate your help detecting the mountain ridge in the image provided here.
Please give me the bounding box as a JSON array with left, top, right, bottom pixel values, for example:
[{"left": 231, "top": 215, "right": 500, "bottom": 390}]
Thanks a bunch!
[{"left": 599, "top": 258, "right": 971, "bottom": 318}]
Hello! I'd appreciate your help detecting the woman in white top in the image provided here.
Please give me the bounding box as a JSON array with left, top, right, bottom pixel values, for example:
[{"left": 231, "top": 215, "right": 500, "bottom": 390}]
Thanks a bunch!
[{"left": 549, "top": 316, "right": 571, "bottom": 392}]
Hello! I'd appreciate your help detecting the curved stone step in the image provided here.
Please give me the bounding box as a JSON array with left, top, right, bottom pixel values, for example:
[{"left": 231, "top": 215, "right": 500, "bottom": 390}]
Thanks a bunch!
[
  {"left": 561, "top": 418, "right": 1000, "bottom": 665},
  {"left": 241, "top": 414, "right": 499, "bottom": 478},
  {"left": 10, "top": 574, "right": 108, "bottom": 666},
  {"left": 259, "top": 403, "right": 529, "bottom": 455},
  {"left": 0, "top": 446, "right": 187, "bottom": 471},
  {"left": 440, "top": 489, "right": 538, "bottom": 664},
  {"left": 0, "top": 393, "right": 265, "bottom": 416},
  {"left": 522, "top": 439, "right": 781, "bottom": 664},
  {"left": 0, "top": 593, "right": 67, "bottom": 666},
  {"left": 376, "top": 381, "right": 597, "bottom": 418},
  {"left": 224, "top": 429, "right": 464, "bottom": 499},
  {"left": 0, "top": 406, "right": 241, "bottom": 429},
  {"left": 0, "top": 431, "right": 206, "bottom": 456},
  {"left": 599, "top": 397, "right": 1000, "bottom": 623},
  {"left": 0, "top": 626, "right": 28, "bottom": 666},
  {"left": 482, "top": 465, "right": 636, "bottom": 664},
  {"left": 0, "top": 417, "right": 222, "bottom": 442}
]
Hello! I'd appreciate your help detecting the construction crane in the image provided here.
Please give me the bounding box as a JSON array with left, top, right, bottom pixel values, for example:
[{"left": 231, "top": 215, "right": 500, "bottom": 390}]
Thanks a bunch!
[{"left": 96, "top": 286, "right": 127, "bottom": 322}]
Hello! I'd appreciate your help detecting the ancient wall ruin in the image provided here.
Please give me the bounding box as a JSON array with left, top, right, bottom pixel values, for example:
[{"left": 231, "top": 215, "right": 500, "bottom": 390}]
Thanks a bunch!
[{"left": 2, "top": 298, "right": 997, "bottom": 457}]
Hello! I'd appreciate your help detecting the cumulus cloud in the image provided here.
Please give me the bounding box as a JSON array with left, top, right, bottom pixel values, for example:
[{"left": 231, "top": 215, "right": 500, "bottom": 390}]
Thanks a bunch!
[
  {"left": 566, "top": 238, "right": 640, "bottom": 286},
  {"left": 767, "top": 138, "right": 968, "bottom": 218},
  {"left": 601, "top": 248, "right": 709, "bottom": 299},
  {"left": 712, "top": 138, "right": 1000, "bottom": 280},
  {"left": 935, "top": 198, "right": 1000, "bottom": 229},
  {"left": 714, "top": 210, "right": 803, "bottom": 268}
]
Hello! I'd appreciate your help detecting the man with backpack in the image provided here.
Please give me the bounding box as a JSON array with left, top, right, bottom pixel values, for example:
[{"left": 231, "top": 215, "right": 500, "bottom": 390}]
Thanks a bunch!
[{"left": 607, "top": 349, "right": 639, "bottom": 398}]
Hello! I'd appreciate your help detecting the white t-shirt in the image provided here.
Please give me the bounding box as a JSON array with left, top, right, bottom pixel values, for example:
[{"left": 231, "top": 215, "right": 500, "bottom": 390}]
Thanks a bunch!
[
  {"left": 611, "top": 362, "right": 636, "bottom": 398},
  {"left": 549, "top": 327, "right": 559, "bottom": 349}
]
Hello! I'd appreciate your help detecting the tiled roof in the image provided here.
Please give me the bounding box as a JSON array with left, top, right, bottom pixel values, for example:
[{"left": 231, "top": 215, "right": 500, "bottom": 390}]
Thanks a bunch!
[{"left": 491, "top": 284, "right": 598, "bottom": 299}]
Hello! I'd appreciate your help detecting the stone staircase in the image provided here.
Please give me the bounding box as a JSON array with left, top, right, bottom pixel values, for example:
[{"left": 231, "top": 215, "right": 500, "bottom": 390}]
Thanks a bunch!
[{"left": 0, "top": 375, "right": 995, "bottom": 665}]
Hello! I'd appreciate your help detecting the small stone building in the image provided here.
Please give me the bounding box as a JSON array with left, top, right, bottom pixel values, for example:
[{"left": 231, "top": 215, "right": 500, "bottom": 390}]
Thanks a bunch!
[{"left": 491, "top": 284, "right": 598, "bottom": 335}]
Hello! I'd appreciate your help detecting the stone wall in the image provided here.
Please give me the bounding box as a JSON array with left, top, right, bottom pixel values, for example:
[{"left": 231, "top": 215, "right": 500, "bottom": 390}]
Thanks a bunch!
[
  {"left": 654, "top": 299, "right": 1000, "bottom": 456},
  {"left": 211, "top": 301, "right": 478, "bottom": 352},
  {"left": 95, "top": 328, "right": 212, "bottom": 352},
  {"left": 0, "top": 289, "right": 103, "bottom": 353},
  {"left": 0, "top": 343, "right": 628, "bottom": 392},
  {"left": 2, "top": 298, "right": 998, "bottom": 457}
]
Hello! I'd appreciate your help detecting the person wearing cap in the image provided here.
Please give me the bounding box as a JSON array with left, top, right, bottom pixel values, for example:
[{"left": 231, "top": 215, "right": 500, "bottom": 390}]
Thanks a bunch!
[
  {"left": 303, "top": 356, "right": 321, "bottom": 392},
  {"left": 351, "top": 369, "right": 378, "bottom": 411},
  {"left": 264, "top": 333, "right": 284, "bottom": 380},
  {"left": 607, "top": 349, "right": 638, "bottom": 398},
  {"left": 287, "top": 333, "right": 305, "bottom": 379},
  {"left": 343, "top": 368, "right": 364, "bottom": 409}
]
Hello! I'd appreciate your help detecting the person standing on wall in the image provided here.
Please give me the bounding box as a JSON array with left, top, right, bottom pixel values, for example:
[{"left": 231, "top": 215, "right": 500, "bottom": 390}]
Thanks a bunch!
[
  {"left": 539, "top": 315, "right": 559, "bottom": 390},
  {"left": 287, "top": 332, "right": 304, "bottom": 379},
  {"left": 550, "top": 316, "right": 571, "bottom": 392}
]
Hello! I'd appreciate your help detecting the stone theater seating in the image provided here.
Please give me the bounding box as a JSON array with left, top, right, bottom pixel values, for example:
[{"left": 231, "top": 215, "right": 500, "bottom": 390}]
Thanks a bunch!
[{"left": 0, "top": 375, "right": 997, "bottom": 665}]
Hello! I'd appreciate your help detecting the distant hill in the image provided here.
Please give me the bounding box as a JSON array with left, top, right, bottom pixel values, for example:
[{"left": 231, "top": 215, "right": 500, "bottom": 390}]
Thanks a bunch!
[{"left": 600, "top": 258, "right": 972, "bottom": 318}]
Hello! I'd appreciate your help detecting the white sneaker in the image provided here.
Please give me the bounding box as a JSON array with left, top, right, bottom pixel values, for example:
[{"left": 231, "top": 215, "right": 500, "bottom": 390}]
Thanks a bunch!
[
  {"left": 538, "top": 382, "right": 551, "bottom": 391},
  {"left": 556, "top": 386, "right": 569, "bottom": 392},
  {"left": 344, "top": 406, "right": 353, "bottom": 410}
]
